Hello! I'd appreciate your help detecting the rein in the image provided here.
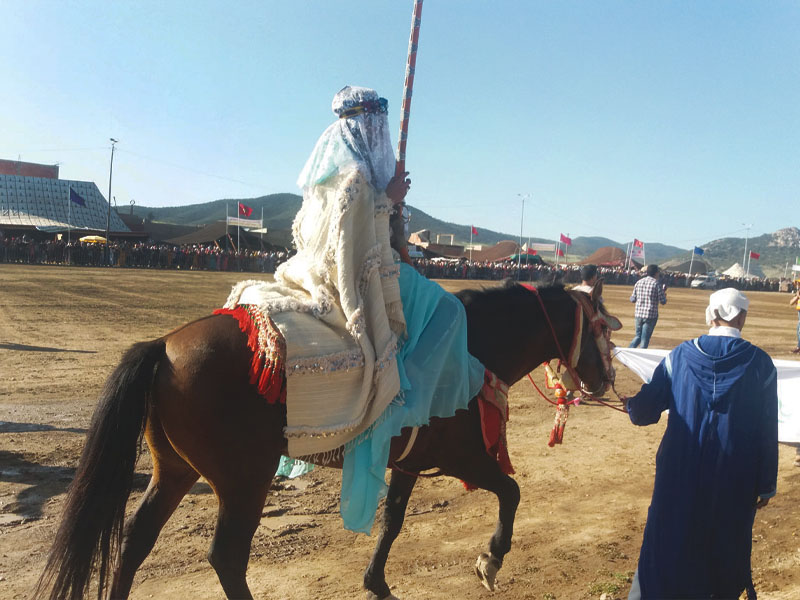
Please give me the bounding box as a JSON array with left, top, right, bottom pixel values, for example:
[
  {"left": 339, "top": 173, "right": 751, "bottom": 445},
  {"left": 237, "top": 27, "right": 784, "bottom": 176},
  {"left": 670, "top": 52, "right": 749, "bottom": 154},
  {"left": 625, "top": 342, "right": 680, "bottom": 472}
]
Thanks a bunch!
[{"left": 523, "top": 285, "right": 625, "bottom": 413}]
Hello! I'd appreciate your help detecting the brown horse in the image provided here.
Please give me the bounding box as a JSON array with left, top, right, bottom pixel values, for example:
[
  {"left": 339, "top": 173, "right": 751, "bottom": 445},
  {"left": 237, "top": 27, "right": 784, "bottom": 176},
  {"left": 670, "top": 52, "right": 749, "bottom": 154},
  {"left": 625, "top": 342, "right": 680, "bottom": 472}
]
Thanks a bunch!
[{"left": 35, "top": 280, "right": 621, "bottom": 600}]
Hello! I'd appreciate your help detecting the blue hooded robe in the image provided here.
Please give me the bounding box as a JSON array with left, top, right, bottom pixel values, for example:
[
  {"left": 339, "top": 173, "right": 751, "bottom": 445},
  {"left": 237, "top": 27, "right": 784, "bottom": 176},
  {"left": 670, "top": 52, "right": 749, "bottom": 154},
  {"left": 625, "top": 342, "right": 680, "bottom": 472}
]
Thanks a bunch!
[{"left": 627, "top": 334, "right": 778, "bottom": 599}]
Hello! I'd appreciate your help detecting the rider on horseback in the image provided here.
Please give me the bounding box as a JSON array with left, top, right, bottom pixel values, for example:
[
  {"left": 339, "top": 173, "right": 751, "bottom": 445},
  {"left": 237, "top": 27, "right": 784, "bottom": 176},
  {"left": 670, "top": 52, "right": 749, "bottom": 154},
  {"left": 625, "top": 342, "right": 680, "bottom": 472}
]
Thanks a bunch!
[{"left": 276, "top": 86, "right": 485, "bottom": 533}]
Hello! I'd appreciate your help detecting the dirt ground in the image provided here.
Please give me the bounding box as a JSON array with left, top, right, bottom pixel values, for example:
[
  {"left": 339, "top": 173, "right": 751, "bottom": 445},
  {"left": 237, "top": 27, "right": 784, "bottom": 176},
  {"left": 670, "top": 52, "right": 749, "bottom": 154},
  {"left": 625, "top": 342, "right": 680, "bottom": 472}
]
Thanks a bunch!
[{"left": 1, "top": 264, "right": 798, "bottom": 600}]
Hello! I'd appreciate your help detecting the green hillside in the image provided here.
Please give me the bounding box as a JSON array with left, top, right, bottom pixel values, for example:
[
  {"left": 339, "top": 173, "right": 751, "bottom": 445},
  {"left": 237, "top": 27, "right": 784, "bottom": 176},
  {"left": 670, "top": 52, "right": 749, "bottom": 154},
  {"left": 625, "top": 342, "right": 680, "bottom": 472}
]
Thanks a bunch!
[
  {"left": 125, "top": 194, "right": 799, "bottom": 276},
  {"left": 128, "top": 194, "right": 687, "bottom": 262}
]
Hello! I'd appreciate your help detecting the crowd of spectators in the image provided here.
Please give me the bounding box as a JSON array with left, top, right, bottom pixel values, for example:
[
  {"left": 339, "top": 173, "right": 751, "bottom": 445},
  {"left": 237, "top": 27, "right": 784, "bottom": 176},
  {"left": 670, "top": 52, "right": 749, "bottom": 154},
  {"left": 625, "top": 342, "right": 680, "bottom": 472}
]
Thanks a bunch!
[
  {"left": 411, "top": 258, "right": 788, "bottom": 292},
  {"left": 0, "top": 235, "right": 790, "bottom": 292},
  {"left": 0, "top": 236, "right": 289, "bottom": 273}
]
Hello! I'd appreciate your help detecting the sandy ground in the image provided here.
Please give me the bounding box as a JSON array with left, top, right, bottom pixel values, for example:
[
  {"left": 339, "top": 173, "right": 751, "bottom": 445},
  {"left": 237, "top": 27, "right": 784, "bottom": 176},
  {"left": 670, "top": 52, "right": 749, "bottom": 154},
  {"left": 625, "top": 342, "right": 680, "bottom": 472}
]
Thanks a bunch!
[{"left": 0, "top": 264, "right": 798, "bottom": 600}]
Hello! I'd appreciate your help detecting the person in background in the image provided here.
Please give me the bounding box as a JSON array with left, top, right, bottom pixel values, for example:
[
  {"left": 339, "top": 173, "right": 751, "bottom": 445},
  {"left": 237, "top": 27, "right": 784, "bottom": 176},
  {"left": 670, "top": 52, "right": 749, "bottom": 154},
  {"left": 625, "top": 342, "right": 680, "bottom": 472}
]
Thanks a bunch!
[
  {"left": 789, "top": 285, "right": 800, "bottom": 353},
  {"left": 624, "top": 288, "right": 778, "bottom": 599},
  {"left": 628, "top": 264, "right": 667, "bottom": 348},
  {"left": 572, "top": 264, "right": 599, "bottom": 295}
]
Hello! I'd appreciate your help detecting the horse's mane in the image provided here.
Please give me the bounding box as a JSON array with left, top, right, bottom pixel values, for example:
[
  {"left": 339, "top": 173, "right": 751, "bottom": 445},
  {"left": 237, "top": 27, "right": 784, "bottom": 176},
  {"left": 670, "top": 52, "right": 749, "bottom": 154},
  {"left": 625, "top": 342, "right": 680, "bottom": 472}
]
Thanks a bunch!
[{"left": 455, "top": 279, "right": 566, "bottom": 309}]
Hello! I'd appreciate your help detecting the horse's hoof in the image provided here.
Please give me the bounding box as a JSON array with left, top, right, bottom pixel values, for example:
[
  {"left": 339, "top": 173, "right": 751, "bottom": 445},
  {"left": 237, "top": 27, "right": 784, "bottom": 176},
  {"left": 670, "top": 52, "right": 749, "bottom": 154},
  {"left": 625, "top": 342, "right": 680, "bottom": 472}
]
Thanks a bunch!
[
  {"left": 474, "top": 552, "right": 501, "bottom": 592},
  {"left": 365, "top": 591, "right": 400, "bottom": 600}
]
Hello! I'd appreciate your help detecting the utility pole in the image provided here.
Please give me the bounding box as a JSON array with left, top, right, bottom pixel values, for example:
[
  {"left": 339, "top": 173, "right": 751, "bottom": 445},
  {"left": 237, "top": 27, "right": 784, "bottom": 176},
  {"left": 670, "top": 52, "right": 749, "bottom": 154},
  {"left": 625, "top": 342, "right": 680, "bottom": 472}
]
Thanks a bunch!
[
  {"left": 106, "top": 138, "right": 119, "bottom": 265},
  {"left": 517, "top": 193, "right": 529, "bottom": 279}
]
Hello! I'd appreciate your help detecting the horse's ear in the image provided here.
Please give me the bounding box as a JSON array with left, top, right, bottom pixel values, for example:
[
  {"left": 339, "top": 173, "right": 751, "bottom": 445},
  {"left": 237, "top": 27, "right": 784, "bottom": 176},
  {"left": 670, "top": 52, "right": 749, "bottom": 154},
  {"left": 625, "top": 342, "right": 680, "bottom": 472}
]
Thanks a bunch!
[
  {"left": 603, "top": 311, "right": 623, "bottom": 331},
  {"left": 592, "top": 279, "right": 604, "bottom": 304}
]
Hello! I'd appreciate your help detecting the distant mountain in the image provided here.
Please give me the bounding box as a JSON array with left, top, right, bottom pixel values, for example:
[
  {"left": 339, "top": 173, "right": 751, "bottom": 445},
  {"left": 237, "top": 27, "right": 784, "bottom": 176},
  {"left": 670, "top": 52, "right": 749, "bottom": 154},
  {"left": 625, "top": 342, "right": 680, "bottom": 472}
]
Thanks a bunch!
[
  {"left": 698, "top": 227, "right": 800, "bottom": 278},
  {"left": 125, "top": 193, "right": 302, "bottom": 230},
  {"left": 124, "top": 194, "right": 799, "bottom": 276}
]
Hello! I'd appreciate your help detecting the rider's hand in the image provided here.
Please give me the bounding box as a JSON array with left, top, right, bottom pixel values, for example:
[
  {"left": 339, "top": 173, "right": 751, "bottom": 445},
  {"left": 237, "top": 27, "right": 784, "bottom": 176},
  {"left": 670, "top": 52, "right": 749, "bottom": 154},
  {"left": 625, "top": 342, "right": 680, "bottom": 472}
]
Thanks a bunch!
[
  {"left": 755, "top": 496, "right": 770, "bottom": 509},
  {"left": 386, "top": 172, "right": 411, "bottom": 205}
]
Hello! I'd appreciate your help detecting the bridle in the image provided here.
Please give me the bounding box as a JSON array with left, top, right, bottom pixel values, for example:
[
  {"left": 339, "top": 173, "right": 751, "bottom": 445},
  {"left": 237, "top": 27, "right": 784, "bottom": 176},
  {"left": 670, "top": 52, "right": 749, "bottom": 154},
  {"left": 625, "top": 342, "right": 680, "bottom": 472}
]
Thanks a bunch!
[{"left": 521, "top": 284, "right": 617, "bottom": 399}]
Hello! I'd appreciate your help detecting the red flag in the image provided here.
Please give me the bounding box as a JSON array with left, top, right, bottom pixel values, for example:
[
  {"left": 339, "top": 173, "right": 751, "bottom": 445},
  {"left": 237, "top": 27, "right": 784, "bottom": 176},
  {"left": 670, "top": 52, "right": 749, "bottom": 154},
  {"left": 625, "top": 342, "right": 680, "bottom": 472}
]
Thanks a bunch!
[
  {"left": 471, "top": 225, "right": 478, "bottom": 236},
  {"left": 749, "top": 251, "right": 760, "bottom": 260},
  {"left": 559, "top": 233, "right": 572, "bottom": 246},
  {"left": 526, "top": 249, "right": 537, "bottom": 255},
  {"left": 633, "top": 238, "right": 644, "bottom": 248},
  {"left": 238, "top": 202, "right": 253, "bottom": 217},
  {"left": 556, "top": 248, "right": 565, "bottom": 257}
]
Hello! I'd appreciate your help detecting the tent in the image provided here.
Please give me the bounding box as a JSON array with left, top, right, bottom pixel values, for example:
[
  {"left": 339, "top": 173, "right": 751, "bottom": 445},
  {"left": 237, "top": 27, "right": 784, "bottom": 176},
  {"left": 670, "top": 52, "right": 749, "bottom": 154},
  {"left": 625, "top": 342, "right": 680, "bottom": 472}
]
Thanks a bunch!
[
  {"left": 79, "top": 235, "right": 107, "bottom": 243},
  {"left": 722, "top": 262, "right": 765, "bottom": 279},
  {"left": 660, "top": 257, "right": 712, "bottom": 275},
  {"left": 579, "top": 246, "right": 641, "bottom": 268}
]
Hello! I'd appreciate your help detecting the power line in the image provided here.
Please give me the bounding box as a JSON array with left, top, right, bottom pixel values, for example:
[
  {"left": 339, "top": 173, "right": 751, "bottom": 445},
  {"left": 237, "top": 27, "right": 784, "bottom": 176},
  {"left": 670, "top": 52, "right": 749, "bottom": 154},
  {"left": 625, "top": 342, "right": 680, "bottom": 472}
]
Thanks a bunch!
[{"left": 117, "top": 148, "right": 268, "bottom": 189}]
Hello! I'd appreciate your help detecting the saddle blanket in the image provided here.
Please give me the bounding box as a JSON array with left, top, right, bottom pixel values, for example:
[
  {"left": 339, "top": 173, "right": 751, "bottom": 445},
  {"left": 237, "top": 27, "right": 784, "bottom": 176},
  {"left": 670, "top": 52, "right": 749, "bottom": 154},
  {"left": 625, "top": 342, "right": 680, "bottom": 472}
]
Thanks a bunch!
[{"left": 216, "top": 279, "right": 400, "bottom": 460}]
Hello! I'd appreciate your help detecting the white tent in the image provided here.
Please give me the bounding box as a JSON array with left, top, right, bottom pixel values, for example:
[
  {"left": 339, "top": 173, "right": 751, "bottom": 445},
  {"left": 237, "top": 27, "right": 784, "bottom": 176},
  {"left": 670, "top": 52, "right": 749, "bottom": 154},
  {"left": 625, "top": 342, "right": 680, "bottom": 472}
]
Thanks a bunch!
[{"left": 722, "top": 262, "right": 764, "bottom": 279}]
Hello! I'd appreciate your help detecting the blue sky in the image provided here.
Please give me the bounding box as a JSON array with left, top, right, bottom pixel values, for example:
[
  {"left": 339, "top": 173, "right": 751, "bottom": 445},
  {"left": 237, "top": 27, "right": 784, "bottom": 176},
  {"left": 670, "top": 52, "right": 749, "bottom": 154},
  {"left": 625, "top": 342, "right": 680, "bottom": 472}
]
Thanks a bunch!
[{"left": 2, "top": 1, "right": 798, "bottom": 249}]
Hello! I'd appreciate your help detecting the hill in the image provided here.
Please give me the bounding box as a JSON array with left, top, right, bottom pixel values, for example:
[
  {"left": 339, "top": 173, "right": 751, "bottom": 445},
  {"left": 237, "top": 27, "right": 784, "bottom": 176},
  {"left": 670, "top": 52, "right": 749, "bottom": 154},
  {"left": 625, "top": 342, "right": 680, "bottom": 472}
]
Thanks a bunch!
[
  {"left": 127, "top": 193, "right": 686, "bottom": 263},
  {"left": 698, "top": 227, "right": 800, "bottom": 278}
]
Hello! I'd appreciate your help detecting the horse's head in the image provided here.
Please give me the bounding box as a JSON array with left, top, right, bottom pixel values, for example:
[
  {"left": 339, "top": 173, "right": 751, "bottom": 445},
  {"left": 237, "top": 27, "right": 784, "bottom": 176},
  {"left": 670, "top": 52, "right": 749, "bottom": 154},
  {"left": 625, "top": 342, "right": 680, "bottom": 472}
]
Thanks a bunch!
[{"left": 565, "top": 280, "right": 622, "bottom": 397}]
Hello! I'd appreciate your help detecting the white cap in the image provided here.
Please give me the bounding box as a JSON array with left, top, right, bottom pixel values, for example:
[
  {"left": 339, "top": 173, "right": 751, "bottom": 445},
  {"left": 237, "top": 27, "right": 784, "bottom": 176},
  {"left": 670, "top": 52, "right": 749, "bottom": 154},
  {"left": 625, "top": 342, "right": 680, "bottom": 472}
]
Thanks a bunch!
[{"left": 705, "top": 288, "right": 749, "bottom": 325}]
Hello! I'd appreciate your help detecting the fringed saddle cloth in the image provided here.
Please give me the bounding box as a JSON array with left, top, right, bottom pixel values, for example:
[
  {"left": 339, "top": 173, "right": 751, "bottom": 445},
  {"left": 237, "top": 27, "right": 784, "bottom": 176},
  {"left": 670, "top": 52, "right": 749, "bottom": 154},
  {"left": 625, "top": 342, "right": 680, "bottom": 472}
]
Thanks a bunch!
[{"left": 214, "top": 280, "right": 400, "bottom": 462}]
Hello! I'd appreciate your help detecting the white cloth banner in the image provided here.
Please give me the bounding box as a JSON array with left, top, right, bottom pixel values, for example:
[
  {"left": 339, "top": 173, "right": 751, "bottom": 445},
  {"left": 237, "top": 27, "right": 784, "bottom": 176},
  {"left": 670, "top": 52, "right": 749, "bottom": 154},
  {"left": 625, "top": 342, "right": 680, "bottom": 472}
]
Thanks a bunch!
[
  {"left": 630, "top": 246, "right": 645, "bottom": 260},
  {"left": 226, "top": 216, "right": 263, "bottom": 227},
  {"left": 530, "top": 243, "right": 556, "bottom": 252},
  {"left": 612, "top": 347, "right": 800, "bottom": 443}
]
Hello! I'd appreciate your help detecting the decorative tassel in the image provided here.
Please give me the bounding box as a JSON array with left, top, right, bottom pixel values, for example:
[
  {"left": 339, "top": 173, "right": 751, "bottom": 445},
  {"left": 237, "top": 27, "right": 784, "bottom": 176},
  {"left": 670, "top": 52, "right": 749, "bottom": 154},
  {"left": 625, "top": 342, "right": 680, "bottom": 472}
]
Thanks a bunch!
[
  {"left": 548, "top": 385, "right": 570, "bottom": 447},
  {"left": 213, "top": 306, "right": 287, "bottom": 404}
]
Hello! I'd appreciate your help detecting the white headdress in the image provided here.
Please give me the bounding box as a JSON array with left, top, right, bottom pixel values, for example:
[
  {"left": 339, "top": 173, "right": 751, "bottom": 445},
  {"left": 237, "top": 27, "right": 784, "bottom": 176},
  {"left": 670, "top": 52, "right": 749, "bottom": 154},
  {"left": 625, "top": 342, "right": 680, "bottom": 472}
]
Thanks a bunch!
[
  {"left": 297, "top": 86, "right": 395, "bottom": 192},
  {"left": 705, "top": 288, "right": 749, "bottom": 325}
]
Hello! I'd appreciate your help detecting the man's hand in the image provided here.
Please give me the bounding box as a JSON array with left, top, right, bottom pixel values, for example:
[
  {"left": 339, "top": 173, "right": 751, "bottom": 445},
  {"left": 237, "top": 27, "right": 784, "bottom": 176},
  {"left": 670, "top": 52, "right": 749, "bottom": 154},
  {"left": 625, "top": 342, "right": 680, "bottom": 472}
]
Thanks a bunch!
[
  {"left": 386, "top": 172, "right": 411, "bottom": 205},
  {"left": 755, "top": 496, "right": 770, "bottom": 509}
]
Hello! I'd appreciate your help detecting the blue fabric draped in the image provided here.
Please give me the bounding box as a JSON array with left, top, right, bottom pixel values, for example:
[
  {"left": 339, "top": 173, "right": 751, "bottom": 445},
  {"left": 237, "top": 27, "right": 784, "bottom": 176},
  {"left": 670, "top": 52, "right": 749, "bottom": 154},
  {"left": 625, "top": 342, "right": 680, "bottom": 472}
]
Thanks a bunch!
[
  {"left": 627, "top": 335, "right": 778, "bottom": 598},
  {"left": 340, "top": 263, "right": 485, "bottom": 534}
]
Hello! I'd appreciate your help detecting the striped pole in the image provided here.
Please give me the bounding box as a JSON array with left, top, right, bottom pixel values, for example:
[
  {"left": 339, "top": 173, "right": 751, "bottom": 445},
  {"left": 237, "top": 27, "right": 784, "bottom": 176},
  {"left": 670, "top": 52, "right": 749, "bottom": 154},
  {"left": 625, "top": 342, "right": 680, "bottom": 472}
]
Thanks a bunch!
[{"left": 395, "top": 0, "right": 423, "bottom": 176}]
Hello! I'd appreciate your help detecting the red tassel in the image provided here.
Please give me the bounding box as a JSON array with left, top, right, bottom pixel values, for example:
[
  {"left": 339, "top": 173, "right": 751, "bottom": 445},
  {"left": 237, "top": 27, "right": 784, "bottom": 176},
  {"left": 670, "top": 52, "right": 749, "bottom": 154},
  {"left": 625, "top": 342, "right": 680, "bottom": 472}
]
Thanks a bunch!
[
  {"left": 213, "top": 307, "right": 286, "bottom": 404},
  {"left": 548, "top": 386, "right": 569, "bottom": 447}
]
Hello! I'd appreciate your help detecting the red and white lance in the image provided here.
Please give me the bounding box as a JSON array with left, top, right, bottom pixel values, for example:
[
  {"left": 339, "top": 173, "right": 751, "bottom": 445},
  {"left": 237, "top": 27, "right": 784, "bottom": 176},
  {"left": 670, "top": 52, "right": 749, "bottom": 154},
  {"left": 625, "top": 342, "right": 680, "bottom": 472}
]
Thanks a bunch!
[{"left": 395, "top": 0, "right": 423, "bottom": 177}]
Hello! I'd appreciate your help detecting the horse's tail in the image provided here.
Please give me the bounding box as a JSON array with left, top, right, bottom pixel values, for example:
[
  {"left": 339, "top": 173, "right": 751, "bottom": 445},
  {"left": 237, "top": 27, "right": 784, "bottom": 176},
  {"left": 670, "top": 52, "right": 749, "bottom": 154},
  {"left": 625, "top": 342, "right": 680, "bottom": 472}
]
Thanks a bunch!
[{"left": 35, "top": 339, "right": 166, "bottom": 600}]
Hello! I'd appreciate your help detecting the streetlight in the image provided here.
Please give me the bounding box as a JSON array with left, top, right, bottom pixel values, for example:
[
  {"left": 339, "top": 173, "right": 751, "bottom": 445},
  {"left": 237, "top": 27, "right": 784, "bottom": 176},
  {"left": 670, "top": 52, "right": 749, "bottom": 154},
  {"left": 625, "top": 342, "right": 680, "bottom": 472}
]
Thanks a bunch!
[
  {"left": 106, "top": 138, "right": 118, "bottom": 265},
  {"left": 516, "top": 193, "right": 530, "bottom": 279}
]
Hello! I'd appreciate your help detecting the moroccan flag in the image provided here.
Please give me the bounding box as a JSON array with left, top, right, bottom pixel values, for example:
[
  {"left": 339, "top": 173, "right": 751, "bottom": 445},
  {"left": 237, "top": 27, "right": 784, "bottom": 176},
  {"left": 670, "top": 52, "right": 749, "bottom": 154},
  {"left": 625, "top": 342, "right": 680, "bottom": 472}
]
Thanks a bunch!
[
  {"left": 560, "top": 233, "right": 572, "bottom": 246},
  {"left": 693, "top": 246, "right": 704, "bottom": 255},
  {"left": 556, "top": 248, "right": 565, "bottom": 257},
  {"left": 238, "top": 202, "right": 253, "bottom": 217},
  {"left": 69, "top": 187, "right": 86, "bottom": 207},
  {"left": 527, "top": 249, "right": 537, "bottom": 255},
  {"left": 471, "top": 225, "right": 478, "bottom": 236},
  {"left": 633, "top": 238, "right": 644, "bottom": 248},
  {"left": 749, "top": 251, "right": 760, "bottom": 260}
]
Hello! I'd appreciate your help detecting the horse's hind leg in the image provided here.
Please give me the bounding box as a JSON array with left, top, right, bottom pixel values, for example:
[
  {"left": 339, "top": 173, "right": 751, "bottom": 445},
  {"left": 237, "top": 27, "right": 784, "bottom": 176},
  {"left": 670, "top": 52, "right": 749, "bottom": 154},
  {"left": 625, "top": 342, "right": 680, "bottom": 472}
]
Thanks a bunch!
[
  {"left": 110, "top": 417, "right": 200, "bottom": 599},
  {"left": 207, "top": 462, "right": 278, "bottom": 600},
  {"left": 364, "top": 470, "right": 418, "bottom": 600}
]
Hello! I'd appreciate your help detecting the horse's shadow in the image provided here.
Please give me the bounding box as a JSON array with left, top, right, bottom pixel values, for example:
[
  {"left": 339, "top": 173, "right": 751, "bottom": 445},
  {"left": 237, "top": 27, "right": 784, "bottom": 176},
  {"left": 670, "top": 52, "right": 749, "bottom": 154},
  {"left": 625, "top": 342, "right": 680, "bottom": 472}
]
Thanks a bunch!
[
  {"left": 0, "top": 342, "right": 96, "bottom": 353},
  {"left": 0, "top": 424, "right": 213, "bottom": 522}
]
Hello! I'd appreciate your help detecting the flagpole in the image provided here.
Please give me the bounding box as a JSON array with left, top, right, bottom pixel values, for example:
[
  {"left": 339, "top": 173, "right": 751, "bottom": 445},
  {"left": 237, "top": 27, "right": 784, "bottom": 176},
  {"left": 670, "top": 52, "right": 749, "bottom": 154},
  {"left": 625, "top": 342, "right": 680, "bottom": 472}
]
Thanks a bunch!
[
  {"left": 67, "top": 184, "right": 71, "bottom": 246},
  {"left": 564, "top": 233, "right": 569, "bottom": 265},
  {"left": 226, "top": 203, "right": 229, "bottom": 250},
  {"left": 469, "top": 227, "right": 473, "bottom": 262},
  {"left": 395, "top": 0, "right": 424, "bottom": 177},
  {"left": 261, "top": 206, "right": 264, "bottom": 249}
]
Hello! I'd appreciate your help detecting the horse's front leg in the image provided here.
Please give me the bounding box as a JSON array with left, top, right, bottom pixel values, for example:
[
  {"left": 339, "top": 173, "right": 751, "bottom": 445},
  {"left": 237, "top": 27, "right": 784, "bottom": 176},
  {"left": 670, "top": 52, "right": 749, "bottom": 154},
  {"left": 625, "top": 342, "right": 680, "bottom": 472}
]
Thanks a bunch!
[
  {"left": 449, "top": 455, "right": 520, "bottom": 592},
  {"left": 364, "top": 469, "right": 417, "bottom": 600}
]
